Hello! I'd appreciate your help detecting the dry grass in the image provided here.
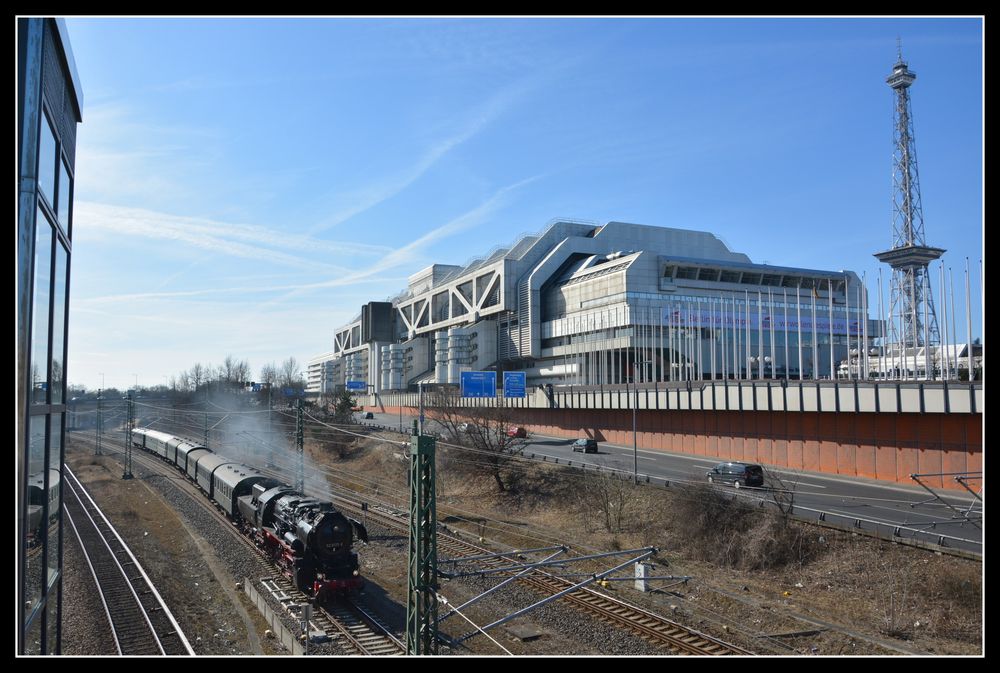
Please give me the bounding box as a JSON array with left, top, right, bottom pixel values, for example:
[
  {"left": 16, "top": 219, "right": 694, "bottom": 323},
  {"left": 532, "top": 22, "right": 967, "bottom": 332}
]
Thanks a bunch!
[
  {"left": 323, "top": 430, "right": 982, "bottom": 654},
  {"left": 667, "top": 482, "right": 816, "bottom": 571}
]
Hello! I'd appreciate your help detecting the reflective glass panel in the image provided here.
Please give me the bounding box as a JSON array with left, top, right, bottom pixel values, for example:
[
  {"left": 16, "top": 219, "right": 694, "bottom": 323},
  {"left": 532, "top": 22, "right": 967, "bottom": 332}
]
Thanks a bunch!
[
  {"left": 47, "top": 414, "right": 62, "bottom": 589},
  {"left": 38, "top": 112, "right": 57, "bottom": 207},
  {"left": 57, "top": 157, "right": 71, "bottom": 230},
  {"left": 24, "top": 414, "right": 47, "bottom": 617},
  {"left": 30, "top": 215, "right": 52, "bottom": 405},
  {"left": 50, "top": 244, "right": 67, "bottom": 404},
  {"left": 46, "top": 597, "right": 59, "bottom": 654},
  {"left": 24, "top": 604, "right": 42, "bottom": 654}
]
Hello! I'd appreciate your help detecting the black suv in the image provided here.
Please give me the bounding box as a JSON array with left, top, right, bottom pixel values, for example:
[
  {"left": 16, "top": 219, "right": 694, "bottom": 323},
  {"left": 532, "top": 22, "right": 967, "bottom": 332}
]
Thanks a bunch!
[
  {"left": 572, "top": 438, "right": 598, "bottom": 454},
  {"left": 706, "top": 462, "right": 764, "bottom": 488}
]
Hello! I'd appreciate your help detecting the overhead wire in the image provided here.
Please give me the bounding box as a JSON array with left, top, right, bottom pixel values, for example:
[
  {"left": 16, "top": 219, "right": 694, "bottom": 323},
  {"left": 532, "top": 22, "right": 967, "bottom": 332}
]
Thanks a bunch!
[
  {"left": 433, "top": 591, "right": 512, "bottom": 655},
  {"left": 133, "top": 401, "right": 862, "bottom": 559}
]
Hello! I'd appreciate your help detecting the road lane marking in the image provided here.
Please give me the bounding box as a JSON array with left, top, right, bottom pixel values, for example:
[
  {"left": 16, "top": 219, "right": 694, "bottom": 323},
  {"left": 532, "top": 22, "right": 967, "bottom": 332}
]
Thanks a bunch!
[{"left": 783, "top": 480, "right": 827, "bottom": 490}]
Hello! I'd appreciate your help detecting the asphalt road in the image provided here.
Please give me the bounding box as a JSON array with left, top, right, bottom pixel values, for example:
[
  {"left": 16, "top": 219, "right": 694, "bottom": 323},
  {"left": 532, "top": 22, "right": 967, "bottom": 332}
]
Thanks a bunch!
[{"left": 362, "top": 410, "right": 982, "bottom": 554}]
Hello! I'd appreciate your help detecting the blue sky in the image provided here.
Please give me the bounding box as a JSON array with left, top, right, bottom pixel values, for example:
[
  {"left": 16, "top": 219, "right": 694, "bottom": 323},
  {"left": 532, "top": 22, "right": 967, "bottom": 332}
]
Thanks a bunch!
[{"left": 62, "top": 17, "right": 983, "bottom": 390}]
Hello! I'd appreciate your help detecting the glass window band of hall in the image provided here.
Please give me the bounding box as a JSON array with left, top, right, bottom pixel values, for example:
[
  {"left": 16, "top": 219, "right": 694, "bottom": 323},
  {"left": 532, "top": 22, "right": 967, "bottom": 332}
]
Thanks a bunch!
[{"left": 19, "top": 18, "right": 75, "bottom": 654}]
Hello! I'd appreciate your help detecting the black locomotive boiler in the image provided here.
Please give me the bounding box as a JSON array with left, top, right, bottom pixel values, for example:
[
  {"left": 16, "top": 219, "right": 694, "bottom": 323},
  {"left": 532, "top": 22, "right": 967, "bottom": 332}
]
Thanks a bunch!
[
  {"left": 237, "top": 484, "right": 367, "bottom": 597},
  {"left": 131, "top": 428, "right": 366, "bottom": 597}
]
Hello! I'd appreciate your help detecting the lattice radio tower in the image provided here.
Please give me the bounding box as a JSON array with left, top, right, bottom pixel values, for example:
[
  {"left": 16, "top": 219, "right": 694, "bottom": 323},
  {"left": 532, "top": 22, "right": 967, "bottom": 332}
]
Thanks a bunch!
[{"left": 874, "top": 44, "right": 945, "bottom": 350}]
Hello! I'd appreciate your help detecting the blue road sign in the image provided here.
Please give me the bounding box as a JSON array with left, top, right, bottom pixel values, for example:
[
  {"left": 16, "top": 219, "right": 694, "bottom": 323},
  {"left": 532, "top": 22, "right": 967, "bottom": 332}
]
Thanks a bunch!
[
  {"left": 503, "top": 371, "right": 526, "bottom": 398},
  {"left": 461, "top": 371, "right": 497, "bottom": 398},
  {"left": 346, "top": 380, "right": 367, "bottom": 392}
]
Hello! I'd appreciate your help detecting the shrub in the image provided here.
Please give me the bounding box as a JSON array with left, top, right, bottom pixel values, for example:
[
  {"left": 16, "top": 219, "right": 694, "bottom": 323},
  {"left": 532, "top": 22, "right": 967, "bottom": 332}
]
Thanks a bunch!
[{"left": 670, "top": 482, "right": 814, "bottom": 570}]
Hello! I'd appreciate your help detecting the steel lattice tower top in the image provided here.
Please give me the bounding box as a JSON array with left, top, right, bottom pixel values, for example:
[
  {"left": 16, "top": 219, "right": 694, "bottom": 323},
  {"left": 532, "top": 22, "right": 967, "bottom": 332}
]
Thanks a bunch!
[{"left": 874, "top": 49, "right": 944, "bottom": 349}]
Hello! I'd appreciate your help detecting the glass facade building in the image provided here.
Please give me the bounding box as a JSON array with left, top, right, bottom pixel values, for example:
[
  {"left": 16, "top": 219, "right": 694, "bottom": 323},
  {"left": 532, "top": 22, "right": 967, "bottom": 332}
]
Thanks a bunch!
[
  {"left": 17, "top": 17, "right": 82, "bottom": 655},
  {"left": 315, "top": 220, "right": 874, "bottom": 392}
]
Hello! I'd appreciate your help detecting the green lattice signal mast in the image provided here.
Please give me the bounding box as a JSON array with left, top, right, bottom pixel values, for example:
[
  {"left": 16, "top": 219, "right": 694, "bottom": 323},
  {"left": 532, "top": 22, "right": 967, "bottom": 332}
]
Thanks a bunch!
[{"left": 406, "top": 420, "right": 438, "bottom": 654}]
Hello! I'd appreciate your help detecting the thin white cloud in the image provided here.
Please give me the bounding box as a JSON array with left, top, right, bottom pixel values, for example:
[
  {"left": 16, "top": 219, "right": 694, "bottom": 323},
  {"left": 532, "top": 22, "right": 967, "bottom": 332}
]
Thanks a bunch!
[
  {"left": 78, "top": 274, "right": 406, "bottom": 306},
  {"left": 365, "top": 174, "right": 543, "bottom": 276},
  {"left": 74, "top": 101, "right": 224, "bottom": 208},
  {"left": 259, "top": 174, "right": 543, "bottom": 312},
  {"left": 75, "top": 201, "right": 389, "bottom": 271},
  {"left": 307, "top": 73, "right": 541, "bottom": 235}
]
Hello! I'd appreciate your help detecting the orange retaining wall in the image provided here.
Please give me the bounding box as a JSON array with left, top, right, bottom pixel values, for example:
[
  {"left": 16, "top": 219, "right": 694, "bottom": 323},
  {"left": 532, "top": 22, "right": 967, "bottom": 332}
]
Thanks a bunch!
[{"left": 377, "top": 406, "right": 981, "bottom": 491}]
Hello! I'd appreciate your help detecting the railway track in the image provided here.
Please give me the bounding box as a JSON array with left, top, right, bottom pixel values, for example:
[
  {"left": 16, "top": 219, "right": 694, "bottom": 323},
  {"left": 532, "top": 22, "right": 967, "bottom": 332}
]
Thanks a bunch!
[
  {"left": 62, "top": 465, "right": 194, "bottom": 655},
  {"left": 331, "top": 493, "right": 751, "bottom": 655},
  {"left": 257, "top": 577, "right": 404, "bottom": 655},
  {"left": 203, "top": 432, "right": 750, "bottom": 655},
  {"left": 69, "top": 430, "right": 748, "bottom": 654},
  {"left": 519, "top": 572, "right": 748, "bottom": 655},
  {"left": 67, "top": 431, "right": 406, "bottom": 655},
  {"left": 320, "top": 595, "right": 405, "bottom": 655}
]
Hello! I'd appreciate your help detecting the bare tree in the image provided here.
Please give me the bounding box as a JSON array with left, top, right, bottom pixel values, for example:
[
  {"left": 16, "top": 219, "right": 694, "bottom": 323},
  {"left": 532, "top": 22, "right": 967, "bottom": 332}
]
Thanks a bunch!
[
  {"left": 190, "top": 362, "right": 205, "bottom": 391},
  {"left": 430, "top": 392, "right": 528, "bottom": 493},
  {"left": 280, "top": 357, "right": 303, "bottom": 389},
  {"left": 426, "top": 388, "right": 465, "bottom": 440},
  {"left": 853, "top": 538, "right": 916, "bottom": 638},
  {"left": 221, "top": 355, "right": 238, "bottom": 388},
  {"left": 260, "top": 362, "right": 278, "bottom": 387},
  {"left": 233, "top": 358, "right": 251, "bottom": 387},
  {"left": 579, "top": 467, "right": 635, "bottom": 533},
  {"left": 215, "top": 356, "right": 231, "bottom": 392}
]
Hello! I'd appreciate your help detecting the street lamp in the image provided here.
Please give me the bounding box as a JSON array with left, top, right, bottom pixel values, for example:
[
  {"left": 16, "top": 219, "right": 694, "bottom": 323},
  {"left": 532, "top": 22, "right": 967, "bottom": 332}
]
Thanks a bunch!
[{"left": 632, "top": 360, "right": 650, "bottom": 486}]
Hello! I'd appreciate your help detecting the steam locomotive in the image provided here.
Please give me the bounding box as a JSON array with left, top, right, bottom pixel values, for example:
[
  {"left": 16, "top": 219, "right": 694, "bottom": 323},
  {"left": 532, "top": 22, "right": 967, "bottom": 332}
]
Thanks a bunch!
[{"left": 130, "top": 428, "right": 367, "bottom": 598}]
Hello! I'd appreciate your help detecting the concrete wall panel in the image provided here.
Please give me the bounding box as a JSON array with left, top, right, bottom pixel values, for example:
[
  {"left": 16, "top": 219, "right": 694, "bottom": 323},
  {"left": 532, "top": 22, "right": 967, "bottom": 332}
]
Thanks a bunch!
[
  {"left": 916, "top": 417, "right": 943, "bottom": 487},
  {"left": 855, "top": 414, "right": 877, "bottom": 480},
  {"left": 481, "top": 402, "right": 978, "bottom": 490},
  {"left": 818, "top": 414, "right": 838, "bottom": 472},
  {"left": 786, "top": 414, "right": 803, "bottom": 470}
]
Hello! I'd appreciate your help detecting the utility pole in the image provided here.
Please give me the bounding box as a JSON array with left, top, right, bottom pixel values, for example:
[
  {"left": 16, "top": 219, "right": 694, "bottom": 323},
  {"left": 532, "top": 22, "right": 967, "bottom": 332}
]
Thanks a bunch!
[
  {"left": 632, "top": 360, "right": 648, "bottom": 485},
  {"left": 632, "top": 373, "right": 638, "bottom": 486},
  {"left": 406, "top": 420, "right": 438, "bottom": 654},
  {"left": 418, "top": 382, "right": 425, "bottom": 436},
  {"left": 295, "top": 398, "right": 304, "bottom": 493},
  {"left": 95, "top": 389, "right": 102, "bottom": 455},
  {"left": 203, "top": 412, "right": 209, "bottom": 448},
  {"left": 122, "top": 391, "right": 133, "bottom": 480}
]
